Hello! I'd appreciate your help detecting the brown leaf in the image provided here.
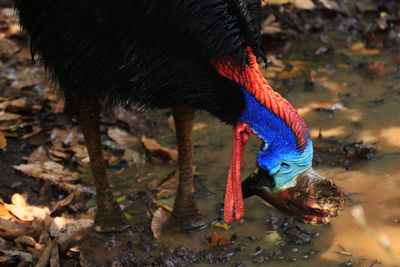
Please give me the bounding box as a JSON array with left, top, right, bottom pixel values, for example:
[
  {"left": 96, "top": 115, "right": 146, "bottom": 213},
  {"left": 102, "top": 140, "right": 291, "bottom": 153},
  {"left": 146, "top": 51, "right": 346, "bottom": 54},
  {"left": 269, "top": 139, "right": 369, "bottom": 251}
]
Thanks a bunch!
[
  {"left": 0, "top": 38, "right": 19, "bottom": 58},
  {"left": 141, "top": 135, "right": 178, "bottom": 164},
  {"left": 391, "top": 56, "right": 400, "bottom": 64},
  {"left": 113, "top": 107, "right": 141, "bottom": 130},
  {"left": 49, "top": 217, "right": 93, "bottom": 249},
  {"left": 14, "top": 235, "right": 38, "bottom": 247},
  {"left": 210, "top": 232, "right": 229, "bottom": 247},
  {"left": 28, "top": 146, "right": 50, "bottom": 164},
  {"left": 151, "top": 208, "right": 167, "bottom": 240},
  {"left": 0, "top": 113, "right": 20, "bottom": 122},
  {"left": 0, "top": 249, "right": 32, "bottom": 263},
  {"left": 107, "top": 127, "right": 138, "bottom": 146},
  {"left": 48, "top": 149, "right": 71, "bottom": 161},
  {"left": 11, "top": 193, "right": 27, "bottom": 207},
  {"left": 3, "top": 203, "right": 49, "bottom": 222},
  {"left": 0, "top": 204, "right": 12, "bottom": 220},
  {"left": 21, "top": 126, "right": 42, "bottom": 139},
  {"left": 3, "top": 98, "right": 26, "bottom": 113},
  {"left": 13, "top": 161, "right": 79, "bottom": 183},
  {"left": 0, "top": 132, "right": 6, "bottom": 149},
  {"left": 363, "top": 61, "right": 385, "bottom": 78},
  {"left": 50, "top": 129, "right": 79, "bottom": 150},
  {"left": 51, "top": 193, "right": 74, "bottom": 214}
]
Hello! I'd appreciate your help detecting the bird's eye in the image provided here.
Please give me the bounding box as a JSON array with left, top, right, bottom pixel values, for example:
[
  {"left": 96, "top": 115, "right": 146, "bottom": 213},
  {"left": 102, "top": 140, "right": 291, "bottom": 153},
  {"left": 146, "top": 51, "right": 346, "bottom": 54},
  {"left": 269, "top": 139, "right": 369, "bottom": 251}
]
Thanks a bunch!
[
  {"left": 260, "top": 141, "right": 267, "bottom": 151},
  {"left": 281, "top": 162, "right": 290, "bottom": 170}
]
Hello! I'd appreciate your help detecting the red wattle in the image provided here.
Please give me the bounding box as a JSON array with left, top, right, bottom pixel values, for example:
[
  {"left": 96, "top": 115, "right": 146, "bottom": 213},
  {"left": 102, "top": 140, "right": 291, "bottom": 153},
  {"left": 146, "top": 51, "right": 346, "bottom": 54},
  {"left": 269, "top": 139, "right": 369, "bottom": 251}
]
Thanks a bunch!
[{"left": 224, "top": 122, "right": 249, "bottom": 224}]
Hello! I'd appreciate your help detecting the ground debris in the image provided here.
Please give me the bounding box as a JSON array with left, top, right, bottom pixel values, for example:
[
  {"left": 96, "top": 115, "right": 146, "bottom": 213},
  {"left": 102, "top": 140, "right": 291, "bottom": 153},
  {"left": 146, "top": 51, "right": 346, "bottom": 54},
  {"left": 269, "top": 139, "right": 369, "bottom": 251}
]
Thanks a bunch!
[
  {"left": 150, "top": 208, "right": 167, "bottom": 240},
  {"left": 141, "top": 135, "right": 178, "bottom": 165},
  {"left": 314, "top": 135, "right": 377, "bottom": 169}
]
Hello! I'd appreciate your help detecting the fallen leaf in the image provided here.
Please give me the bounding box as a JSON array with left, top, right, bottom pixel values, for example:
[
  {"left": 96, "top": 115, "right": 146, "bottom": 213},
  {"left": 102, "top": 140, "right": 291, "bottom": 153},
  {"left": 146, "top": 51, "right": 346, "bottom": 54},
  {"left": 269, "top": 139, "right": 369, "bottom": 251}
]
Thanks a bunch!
[
  {"left": 51, "top": 193, "right": 74, "bottom": 214},
  {"left": 0, "top": 249, "right": 32, "bottom": 263},
  {"left": 0, "top": 133, "right": 6, "bottom": 149},
  {"left": 107, "top": 127, "right": 138, "bottom": 147},
  {"left": 3, "top": 98, "right": 27, "bottom": 113},
  {"left": 291, "top": 0, "right": 315, "bottom": 9},
  {"left": 210, "top": 232, "right": 229, "bottom": 247},
  {"left": 152, "top": 199, "right": 173, "bottom": 212},
  {"left": 122, "top": 148, "right": 142, "bottom": 165},
  {"left": 48, "top": 149, "right": 71, "bottom": 161},
  {"left": 11, "top": 194, "right": 27, "bottom": 207},
  {"left": 3, "top": 203, "right": 49, "bottom": 222},
  {"left": 0, "top": 113, "right": 20, "bottom": 122},
  {"left": 319, "top": 0, "right": 341, "bottom": 11},
  {"left": 113, "top": 107, "right": 141, "bottom": 130},
  {"left": 50, "top": 129, "right": 79, "bottom": 150},
  {"left": 21, "top": 126, "right": 42, "bottom": 139},
  {"left": 363, "top": 61, "right": 385, "bottom": 78},
  {"left": 390, "top": 56, "right": 400, "bottom": 64},
  {"left": 212, "top": 222, "right": 230, "bottom": 231},
  {"left": 28, "top": 146, "right": 50, "bottom": 164},
  {"left": 13, "top": 161, "right": 79, "bottom": 183},
  {"left": 0, "top": 38, "right": 19, "bottom": 58},
  {"left": 49, "top": 217, "right": 93, "bottom": 249},
  {"left": 151, "top": 208, "right": 167, "bottom": 240},
  {"left": 141, "top": 135, "right": 178, "bottom": 164},
  {"left": 14, "top": 235, "right": 37, "bottom": 247}
]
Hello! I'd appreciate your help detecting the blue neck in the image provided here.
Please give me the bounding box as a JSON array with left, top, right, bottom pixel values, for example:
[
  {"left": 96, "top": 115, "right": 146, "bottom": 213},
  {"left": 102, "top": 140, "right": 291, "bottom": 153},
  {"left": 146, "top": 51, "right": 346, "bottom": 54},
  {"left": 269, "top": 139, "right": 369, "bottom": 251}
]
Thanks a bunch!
[{"left": 237, "top": 87, "right": 313, "bottom": 191}]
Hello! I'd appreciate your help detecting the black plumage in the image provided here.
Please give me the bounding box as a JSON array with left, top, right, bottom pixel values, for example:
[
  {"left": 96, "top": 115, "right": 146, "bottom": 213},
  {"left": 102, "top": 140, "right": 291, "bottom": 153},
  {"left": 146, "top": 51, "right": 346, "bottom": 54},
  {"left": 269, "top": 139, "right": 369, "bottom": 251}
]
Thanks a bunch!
[{"left": 14, "top": 0, "right": 265, "bottom": 124}]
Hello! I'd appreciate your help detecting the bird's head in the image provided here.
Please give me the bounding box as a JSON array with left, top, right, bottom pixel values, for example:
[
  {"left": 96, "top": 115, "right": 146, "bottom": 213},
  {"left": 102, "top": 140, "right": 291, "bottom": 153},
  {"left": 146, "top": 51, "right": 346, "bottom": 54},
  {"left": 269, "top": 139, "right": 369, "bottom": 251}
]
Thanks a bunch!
[{"left": 214, "top": 48, "right": 344, "bottom": 224}]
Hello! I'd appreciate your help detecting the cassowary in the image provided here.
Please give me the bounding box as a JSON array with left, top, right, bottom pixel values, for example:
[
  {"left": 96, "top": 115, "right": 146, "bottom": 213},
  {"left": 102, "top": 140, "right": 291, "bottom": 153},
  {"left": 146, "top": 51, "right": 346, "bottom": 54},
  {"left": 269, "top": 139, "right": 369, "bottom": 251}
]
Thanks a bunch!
[{"left": 14, "top": 0, "right": 344, "bottom": 233}]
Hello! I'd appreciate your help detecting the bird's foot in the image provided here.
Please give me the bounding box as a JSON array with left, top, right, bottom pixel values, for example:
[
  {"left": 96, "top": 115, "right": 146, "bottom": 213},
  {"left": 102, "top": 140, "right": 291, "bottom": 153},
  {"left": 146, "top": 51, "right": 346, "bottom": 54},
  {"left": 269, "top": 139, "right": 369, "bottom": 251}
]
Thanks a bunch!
[
  {"left": 94, "top": 189, "right": 131, "bottom": 234},
  {"left": 167, "top": 198, "right": 207, "bottom": 232}
]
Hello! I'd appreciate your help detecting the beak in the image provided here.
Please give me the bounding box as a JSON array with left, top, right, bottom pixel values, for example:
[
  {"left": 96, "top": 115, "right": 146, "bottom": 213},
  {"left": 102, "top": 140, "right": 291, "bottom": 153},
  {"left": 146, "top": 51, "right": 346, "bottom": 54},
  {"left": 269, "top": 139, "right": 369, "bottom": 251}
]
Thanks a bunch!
[{"left": 242, "top": 167, "right": 345, "bottom": 225}]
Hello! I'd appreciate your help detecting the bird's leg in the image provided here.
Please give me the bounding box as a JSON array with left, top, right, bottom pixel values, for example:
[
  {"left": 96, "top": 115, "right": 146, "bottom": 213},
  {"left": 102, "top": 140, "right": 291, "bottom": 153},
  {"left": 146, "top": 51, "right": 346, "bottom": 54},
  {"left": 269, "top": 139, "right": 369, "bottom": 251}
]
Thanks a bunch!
[
  {"left": 168, "top": 106, "right": 206, "bottom": 231},
  {"left": 74, "top": 102, "right": 130, "bottom": 233}
]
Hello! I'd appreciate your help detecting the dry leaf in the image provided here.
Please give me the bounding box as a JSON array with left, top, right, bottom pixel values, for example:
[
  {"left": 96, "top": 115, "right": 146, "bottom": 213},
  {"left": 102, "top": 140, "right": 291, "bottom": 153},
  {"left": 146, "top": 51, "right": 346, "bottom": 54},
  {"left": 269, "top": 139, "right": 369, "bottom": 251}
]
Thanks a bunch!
[
  {"left": 50, "top": 129, "right": 79, "bottom": 150},
  {"left": 51, "top": 193, "right": 74, "bottom": 214},
  {"left": 363, "top": 61, "right": 385, "bottom": 78},
  {"left": 14, "top": 235, "right": 37, "bottom": 247},
  {"left": 107, "top": 127, "right": 138, "bottom": 146},
  {"left": 0, "top": 133, "right": 6, "bottom": 149},
  {"left": 0, "top": 38, "right": 19, "bottom": 58},
  {"left": 3, "top": 98, "right": 26, "bottom": 113},
  {"left": 152, "top": 199, "right": 173, "bottom": 212},
  {"left": 0, "top": 249, "right": 32, "bottom": 263},
  {"left": 113, "top": 107, "right": 141, "bottom": 129},
  {"left": 13, "top": 161, "right": 79, "bottom": 183},
  {"left": 4, "top": 203, "right": 49, "bottom": 222},
  {"left": 291, "top": 0, "right": 316, "bottom": 10},
  {"left": 21, "top": 126, "right": 42, "bottom": 139},
  {"left": 212, "top": 222, "right": 229, "bottom": 231},
  {"left": 141, "top": 135, "right": 178, "bottom": 164},
  {"left": 151, "top": 208, "right": 167, "bottom": 239},
  {"left": 11, "top": 193, "right": 26, "bottom": 207},
  {"left": 210, "top": 232, "right": 229, "bottom": 247},
  {"left": 50, "top": 217, "right": 93, "bottom": 249},
  {"left": 0, "top": 113, "right": 20, "bottom": 122},
  {"left": 28, "top": 146, "right": 50, "bottom": 164}
]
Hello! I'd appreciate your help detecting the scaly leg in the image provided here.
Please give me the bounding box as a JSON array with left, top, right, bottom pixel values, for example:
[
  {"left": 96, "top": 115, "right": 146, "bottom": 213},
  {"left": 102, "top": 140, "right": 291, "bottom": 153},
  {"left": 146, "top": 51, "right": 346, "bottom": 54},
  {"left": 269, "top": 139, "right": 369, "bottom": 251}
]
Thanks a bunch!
[
  {"left": 168, "top": 106, "right": 206, "bottom": 231},
  {"left": 74, "top": 102, "right": 130, "bottom": 233}
]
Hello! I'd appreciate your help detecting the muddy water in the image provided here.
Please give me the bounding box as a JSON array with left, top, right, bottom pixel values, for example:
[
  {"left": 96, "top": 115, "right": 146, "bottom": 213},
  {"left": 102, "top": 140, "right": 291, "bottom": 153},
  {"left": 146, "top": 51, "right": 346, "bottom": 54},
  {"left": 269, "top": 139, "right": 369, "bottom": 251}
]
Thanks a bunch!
[{"left": 103, "top": 39, "right": 400, "bottom": 266}]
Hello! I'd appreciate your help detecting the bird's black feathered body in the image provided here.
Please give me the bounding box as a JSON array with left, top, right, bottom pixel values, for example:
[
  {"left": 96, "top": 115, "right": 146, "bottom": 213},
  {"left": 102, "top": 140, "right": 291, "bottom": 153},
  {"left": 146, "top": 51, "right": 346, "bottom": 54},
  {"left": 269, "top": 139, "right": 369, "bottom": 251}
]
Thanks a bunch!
[{"left": 14, "top": 0, "right": 265, "bottom": 124}]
